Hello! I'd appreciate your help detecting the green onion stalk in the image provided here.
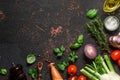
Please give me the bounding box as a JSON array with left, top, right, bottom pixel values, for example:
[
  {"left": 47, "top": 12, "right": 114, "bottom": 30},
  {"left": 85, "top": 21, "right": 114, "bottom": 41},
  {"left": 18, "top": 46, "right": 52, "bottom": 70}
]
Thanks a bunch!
[{"left": 80, "top": 55, "right": 120, "bottom": 80}]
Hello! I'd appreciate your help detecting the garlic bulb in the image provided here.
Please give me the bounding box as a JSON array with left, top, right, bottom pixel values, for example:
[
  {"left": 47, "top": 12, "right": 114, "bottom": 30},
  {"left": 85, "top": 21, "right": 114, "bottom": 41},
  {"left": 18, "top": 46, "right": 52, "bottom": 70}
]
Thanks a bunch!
[{"left": 109, "top": 33, "right": 120, "bottom": 48}]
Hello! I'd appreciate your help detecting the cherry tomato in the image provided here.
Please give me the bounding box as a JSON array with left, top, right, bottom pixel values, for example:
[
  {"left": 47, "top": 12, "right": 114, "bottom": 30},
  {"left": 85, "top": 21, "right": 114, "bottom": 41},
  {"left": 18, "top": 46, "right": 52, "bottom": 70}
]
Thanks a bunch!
[
  {"left": 118, "top": 59, "right": 120, "bottom": 67},
  {"left": 111, "top": 50, "right": 120, "bottom": 61},
  {"left": 78, "top": 75, "right": 87, "bottom": 80},
  {"left": 67, "top": 65, "right": 77, "bottom": 76},
  {"left": 68, "top": 75, "right": 77, "bottom": 80}
]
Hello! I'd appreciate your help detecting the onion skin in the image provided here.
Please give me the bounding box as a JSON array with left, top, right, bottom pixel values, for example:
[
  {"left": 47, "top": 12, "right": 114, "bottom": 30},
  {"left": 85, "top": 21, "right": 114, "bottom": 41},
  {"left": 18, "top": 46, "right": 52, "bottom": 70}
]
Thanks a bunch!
[
  {"left": 49, "top": 63, "right": 63, "bottom": 80},
  {"left": 84, "top": 44, "right": 97, "bottom": 59},
  {"left": 109, "top": 33, "right": 120, "bottom": 49}
]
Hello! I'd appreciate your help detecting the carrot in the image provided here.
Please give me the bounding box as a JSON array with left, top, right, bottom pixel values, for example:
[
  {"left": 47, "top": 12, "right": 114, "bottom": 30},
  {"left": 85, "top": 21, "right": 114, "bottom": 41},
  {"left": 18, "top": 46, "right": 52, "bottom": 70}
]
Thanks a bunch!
[{"left": 49, "top": 63, "right": 63, "bottom": 80}]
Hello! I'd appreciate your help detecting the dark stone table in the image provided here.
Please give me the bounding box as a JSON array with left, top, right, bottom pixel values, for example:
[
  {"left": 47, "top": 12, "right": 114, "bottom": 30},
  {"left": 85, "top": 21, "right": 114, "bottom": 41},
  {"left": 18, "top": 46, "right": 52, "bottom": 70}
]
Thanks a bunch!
[{"left": 0, "top": 0, "right": 120, "bottom": 80}]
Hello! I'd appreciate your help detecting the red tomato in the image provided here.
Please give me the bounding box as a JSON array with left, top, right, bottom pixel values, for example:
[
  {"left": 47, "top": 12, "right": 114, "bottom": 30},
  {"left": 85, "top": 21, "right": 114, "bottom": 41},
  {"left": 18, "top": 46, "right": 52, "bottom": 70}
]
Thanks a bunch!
[
  {"left": 78, "top": 75, "right": 87, "bottom": 80},
  {"left": 111, "top": 50, "right": 120, "bottom": 61},
  {"left": 68, "top": 75, "right": 77, "bottom": 80},
  {"left": 67, "top": 65, "right": 77, "bottom": 76},
  {"left": 118, "top": 59, "right": 120, "bottom": 67}
]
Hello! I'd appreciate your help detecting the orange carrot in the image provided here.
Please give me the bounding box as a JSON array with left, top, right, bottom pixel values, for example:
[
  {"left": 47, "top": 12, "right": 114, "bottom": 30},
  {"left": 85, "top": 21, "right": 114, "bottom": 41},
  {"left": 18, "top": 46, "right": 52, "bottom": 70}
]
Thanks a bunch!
[{"left": 49, "top": 63, "right": 63, "bottom": 80}]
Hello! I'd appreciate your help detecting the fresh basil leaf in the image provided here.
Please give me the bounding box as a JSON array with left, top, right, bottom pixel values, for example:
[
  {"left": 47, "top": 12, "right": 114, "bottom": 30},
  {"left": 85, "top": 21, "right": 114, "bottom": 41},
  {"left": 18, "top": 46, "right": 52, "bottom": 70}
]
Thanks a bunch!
[
  {"left": 60, "top": 45, "right": 65, "bottom": 52},
  {"left": 77, "top": 34, "right": 84, "bottom": 44},
  {"left": 53, "top": 48, "right": 61, "bottom": 53},
  {"left": 70, "top": 43, "right": 81, "bottom": 50},
  {"left": 57, "top": 63, "right": 65, "bottom": 71},
  {"left": 57, "top": 52, "right": 63, "bottom": 57}
]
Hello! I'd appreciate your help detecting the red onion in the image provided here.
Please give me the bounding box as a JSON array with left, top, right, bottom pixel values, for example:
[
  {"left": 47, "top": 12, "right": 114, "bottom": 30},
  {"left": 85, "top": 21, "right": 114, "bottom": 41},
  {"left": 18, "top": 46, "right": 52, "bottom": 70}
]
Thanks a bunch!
[{"left": 84, "top": 44, "right": 97, "bottom": 59}]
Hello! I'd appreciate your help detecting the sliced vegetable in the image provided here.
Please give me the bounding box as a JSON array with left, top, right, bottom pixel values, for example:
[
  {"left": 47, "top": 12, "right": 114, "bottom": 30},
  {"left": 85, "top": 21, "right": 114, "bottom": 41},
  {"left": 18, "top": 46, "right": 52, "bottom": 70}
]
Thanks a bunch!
[
  {"left": 84, "top": 44, "right": 97, "bottom": 59},
  {"left": 80, "top": 55, "right": 120, "bottom": 80},
  {"left": 68, "top": 51, "right": 78, "bottom": 63},
  {"left": 68, "top": 75, "right": 77, "bottom": 80},
  {"left": 57, "top": 61, "right": 69, "bottom": 71},
  {"left": 110, "top": 50, "right": 120, "bottom": 61},
  {"left": 109, "top": 33, "right": 120, "bottom": 49},
  {"left": 27, "top": 54, "right": 36, "bottom": 64},
  {"left": 49, "top": 63, "right": 63, "bottom": 80},
  {"left": 86, "top": 9, "right": 98, "bottom": 19},
  {"left": 78, "top": 75, "right": 87, "bottom": 80},
  {"left": 104, "top": 16, "right": 119, "bottom": 31},
  {"left": 53, "top": 45, "right": 65, "bottom": 57},
  {"left": 86, "top": 17, "right": 110, "bottom": 53},
  {"left": 67, "top": 64, "right": 77, "bottom": 76},
  {"left": 0, "top": 68, "right": 7, "bottom": 75}
]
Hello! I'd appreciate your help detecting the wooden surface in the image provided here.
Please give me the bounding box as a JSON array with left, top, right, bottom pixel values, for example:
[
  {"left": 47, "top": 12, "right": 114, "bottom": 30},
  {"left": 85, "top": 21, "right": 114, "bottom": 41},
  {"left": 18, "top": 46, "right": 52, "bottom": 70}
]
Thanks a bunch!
[{"left": 0, "top": 0, "right": 120, "bottom": 80}]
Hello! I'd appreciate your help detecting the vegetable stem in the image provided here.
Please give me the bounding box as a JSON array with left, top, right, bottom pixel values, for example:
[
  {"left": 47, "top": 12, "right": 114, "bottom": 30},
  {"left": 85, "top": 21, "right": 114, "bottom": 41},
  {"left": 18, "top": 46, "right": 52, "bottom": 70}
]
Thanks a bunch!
[
  {"left": 85, "top": 66, "right": 101, "bottom": 78},
  {"left": 104, "top": 55, "right": 115, "bottom": 72},
  {"left": 99, "top": 56, "right": 110, "bottom": 73},
  {"left": 80, "top": 69, "right": 99, "bottom": 80}
]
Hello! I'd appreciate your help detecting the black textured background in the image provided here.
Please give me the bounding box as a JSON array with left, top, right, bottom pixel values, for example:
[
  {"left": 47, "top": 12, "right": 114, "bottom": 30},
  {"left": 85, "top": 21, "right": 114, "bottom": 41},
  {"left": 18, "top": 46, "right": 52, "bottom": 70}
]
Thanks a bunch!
[{"left": 0, "top": 0, "right": 120, "bottom": 80}]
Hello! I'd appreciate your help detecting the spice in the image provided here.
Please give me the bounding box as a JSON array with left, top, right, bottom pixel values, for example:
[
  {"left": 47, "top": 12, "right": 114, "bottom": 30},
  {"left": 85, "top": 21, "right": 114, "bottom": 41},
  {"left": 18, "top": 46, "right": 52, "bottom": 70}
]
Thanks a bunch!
[{"left": 104, "top": 16, "right": 119, "bottom": 31}]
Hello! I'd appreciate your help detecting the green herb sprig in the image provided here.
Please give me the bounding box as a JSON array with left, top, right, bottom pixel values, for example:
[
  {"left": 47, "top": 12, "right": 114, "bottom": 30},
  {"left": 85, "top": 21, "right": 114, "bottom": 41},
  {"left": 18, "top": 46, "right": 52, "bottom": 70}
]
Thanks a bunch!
[
  {"left": 86, "top": 17, "right": 110, "bottom": 53},
  {"left": 53, "top": 45, "right": 65, "bottom": 57}
]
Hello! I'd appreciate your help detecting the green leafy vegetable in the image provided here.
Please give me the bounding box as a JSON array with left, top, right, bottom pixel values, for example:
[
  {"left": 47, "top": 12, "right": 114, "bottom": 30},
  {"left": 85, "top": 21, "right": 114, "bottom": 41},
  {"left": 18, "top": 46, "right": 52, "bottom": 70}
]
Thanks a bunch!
[
  {"left": 57, "top": 61, "right": 69, "bottom": 71},
  {"left": 0, "top": 68, "right": 7, "bottom": 75},
  {"left": 53, "top": 45, "right": 65, "bottom": 57},
  {"left": 27, "top": 54, "right": 36, "bottom": 64},
  {"left": 70, "top": 34, "right": 84, "bottom": 50},
  {"left": 86, "top": 17, "right": 110, "bottom": 53},
  {"left": 68, "top": 51, "right": 78, "bottom": 63}
]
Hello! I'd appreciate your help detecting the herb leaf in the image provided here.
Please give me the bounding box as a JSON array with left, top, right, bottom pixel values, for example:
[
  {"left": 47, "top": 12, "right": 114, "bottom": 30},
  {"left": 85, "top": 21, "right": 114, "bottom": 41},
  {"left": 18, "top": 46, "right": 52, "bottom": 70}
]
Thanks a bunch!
[
  {"left": 70, "top": 43, "right": 81, "bottom": 50},
  {"left": 60, "top": 45, "right": 65, "bottom": 52},
  {"left": 57, "top": 61, "right": 69, "bottom": 71},
  {"left": 69, "top": 51, "right": 78, "bottom": 63},
  {"left": 70, "top": 34, "right": 84, "bottom": 50},
  {"left": 28, "top": 68, "right": 37, "bottom": 78},
  {"left": 53, "top": 48, "right": 61, "bottom": 53},
  {"left": 53, "top": 45, "right": 65, "bottom": 57},
  {"left": 77, "top": 34, "right": 84, "bottom": 44}
]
